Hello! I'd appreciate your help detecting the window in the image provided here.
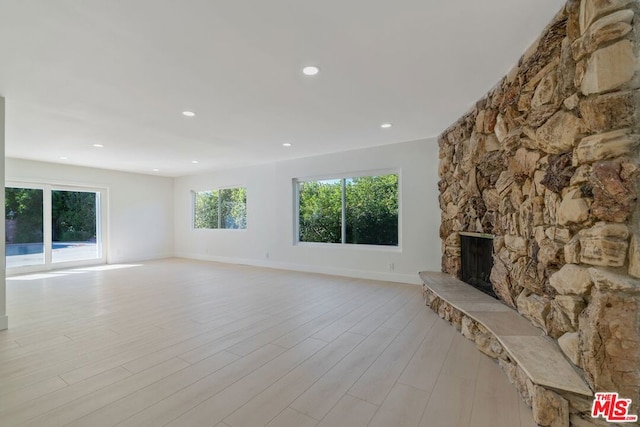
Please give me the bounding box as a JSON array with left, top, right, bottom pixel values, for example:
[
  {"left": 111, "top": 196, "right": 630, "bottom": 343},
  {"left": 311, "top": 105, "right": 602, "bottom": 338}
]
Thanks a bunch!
[
  {"left": 297, "top": 173, "right": 398, "bottom": 246},
  {"left": 5, "top": 184, "right": 105, "bottom": 271},
  {"left": 193, "top": 187, "right": 246, "bottom": 229}
]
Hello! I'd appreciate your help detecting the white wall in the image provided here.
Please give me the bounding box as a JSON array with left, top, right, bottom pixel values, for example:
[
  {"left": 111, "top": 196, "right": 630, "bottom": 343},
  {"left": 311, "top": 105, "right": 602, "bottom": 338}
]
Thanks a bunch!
[
  {"left": 0, "top": 98, "right": 6, "bottom": 330},
  {"left": 5, "top": 158, "right": 175, "bottom": 264},
  {"left": 174, "top": 138, "right": 441, "bottom": 284}
]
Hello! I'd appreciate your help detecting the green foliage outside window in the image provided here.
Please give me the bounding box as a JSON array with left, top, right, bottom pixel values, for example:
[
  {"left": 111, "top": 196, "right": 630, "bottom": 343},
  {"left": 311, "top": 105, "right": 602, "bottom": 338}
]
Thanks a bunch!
[
  {"left": 220, "top": 188, "right": 247, "bottom": 229},
  {"left": 52, "top": 190, "right": 97, "bottom": 242},
  {"left": 298, "top": 174, "right": 398, "bottom": 246},
  {"left": 194, "top": 191, "right": 219, "bottom": 229},
  {"left": 6, "top": 188, "right": 97, "bottom": 244},
  {"left": 298, "top": 180, "right": 342, "bottom": 243},
  {"left": 5, "top": 188, "right": 44, "bottom": 243},
  {"left": 194, "top": 187, "right": 246, "bottom": 230},
  {"left": 346, "top": 175, "right": 398, "bottom": 245}
]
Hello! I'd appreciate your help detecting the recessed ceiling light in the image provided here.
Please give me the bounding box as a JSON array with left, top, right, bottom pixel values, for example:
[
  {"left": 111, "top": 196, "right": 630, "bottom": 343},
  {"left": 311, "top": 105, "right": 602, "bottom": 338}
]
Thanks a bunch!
[
  {"left": 152, "top": 168, "right": 160, "bottom": 172},
  {"left": 282, "top": 143, "right": 292, "bottom": 147},
  {"left": 381, "top": 123, "right": 392, "bottom": 129},
  {"left": 191, "top": 160, "right": 199, "bottom": 164},
  {"left": 302, "top": 66, "right": 320, "bottom": 76},
  {"left": 59, "top": 156, "right": 68, "bottom": 160},
  {"left": 182, "top": 111, "right": 196, "bottom": 117},
  {"left": 93, "top": 144, "right": 104, "bottom": 148}
]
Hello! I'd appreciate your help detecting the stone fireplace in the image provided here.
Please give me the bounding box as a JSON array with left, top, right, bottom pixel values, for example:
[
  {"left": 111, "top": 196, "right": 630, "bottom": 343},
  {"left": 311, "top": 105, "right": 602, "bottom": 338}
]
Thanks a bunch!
[{"left": 428, "top": 0, "right": 640, "bottom": 425}]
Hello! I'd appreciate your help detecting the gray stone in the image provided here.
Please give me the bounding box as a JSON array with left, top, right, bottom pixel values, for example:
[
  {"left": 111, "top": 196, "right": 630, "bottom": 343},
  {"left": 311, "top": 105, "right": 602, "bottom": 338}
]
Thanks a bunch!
[
  {"left": 536, "top": 112, "right": 585, "bottom": 154},
  {"left": 505, "top": 234, "right": 528, "bottom": 256},
  {"left": 531, "top": 73, "right": 557, "bottom": 108},
  {"left": 531, "top": 385, "right": 569, "bottom": 427},
  {"left": 563, "top": 93, "right": 580, "bottom": 110},
  {"left": 534, "top": 170, "right": 547, "bottom": 196},
  {"left": 538, "top": 238, "right": 564, "bottom": 268},
  {"left": 491, "top": 250, "right": 517, "bottom": 308},
  {"left": 570, "top": 165, "right": 592, "bottom": 186},
  {"left": 461, "top": 316, "right": 476, "bottom": 340},
  {"left": 545, "top": 226, "right": 572, "bottom": 244},
  {"left": 508, "top": 147, "right": 540, "bottom": 178},
  {"left": 482, "top": 189, "right": 500, "bottom": 211},
  {"left": 517, "top": 291, "right": 551, "bottom": 331},
  {"left": 475, "top": 110, "right": 485, "bottom": 133},
  {"left": 495, "top": 171, "right": 514, "bottom": 196},
  {"left": 549, "top": 264, "right": 593, "bottom": 295},
  {"left": 557, "top": 188, "right": 591, "bottom": 225},
  {"left": 590, "top": 159, "right": 637, "bottom": 223},
  {"left": 554, "top": 295, "right": 585, "bottom": 328},
  {"left": 558, "top": 332, "right": 581, "bottom": 366},
  {"left": 581, "top": 40, "right": 636, "bottom": 95},
  {"left": 573, "top": 129, "right": 639, "bottom": 165},
  {"left": 589, "top": 267, "right": 640, "bottom": 293},
  {"left": 579, "top": 90, "right": 637, "bottom": 133},
  {"left": 495, "top": 114, "right": 508, "bottom": 143},
  {"left": 579, "top": 222, "right": 629, "bottom": 267},
  {"left": 572, "top": 9, "right": 634, "bottom": 60},
  {"left": 542, "top": 153, "right": 575, "bottom": 194},
  {"left": 579, "top": 0, "right": 634, "bottom": 34},
  {"left": 557, "top": 37, "right": 576, "bottom": 100},
  {"left": 579, "top": 289, "right": 640, "bottom": 403},
  {"left": 629, "top": 234, "right": 640, "bottom": 279}
]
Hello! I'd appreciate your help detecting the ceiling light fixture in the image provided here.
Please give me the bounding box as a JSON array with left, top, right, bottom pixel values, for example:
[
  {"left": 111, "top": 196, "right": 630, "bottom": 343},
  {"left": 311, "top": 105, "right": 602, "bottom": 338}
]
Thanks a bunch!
[
  {"left": 191, "top": 160, "right": 199, "bottom": 164},
  {"left": 381, "top": 123, "right": 392, "bottom": 129},
  {"left": 182, "top": 111, "right": 196, "bottom": 117},
  {"left": 152, "top": 168, "right": 160, "bottom": 172},
  {"left": 93, "top": 144, "right": 104, "bottom": 148},
  {"left": 59, "top": 156, "right": 68, "bottom": 160},
  {"left": 282, "top": 143, "right": 292, "bottom": 147},
  {"left": 302, "top": 66, "right": 320, "bottom": 76}
]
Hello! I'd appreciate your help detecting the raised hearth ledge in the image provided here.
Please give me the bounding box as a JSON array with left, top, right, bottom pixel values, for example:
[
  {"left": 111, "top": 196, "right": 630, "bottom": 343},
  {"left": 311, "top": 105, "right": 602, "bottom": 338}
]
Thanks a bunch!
[{"left": 419, "top": 271, "right": 592, "bottom": 397}]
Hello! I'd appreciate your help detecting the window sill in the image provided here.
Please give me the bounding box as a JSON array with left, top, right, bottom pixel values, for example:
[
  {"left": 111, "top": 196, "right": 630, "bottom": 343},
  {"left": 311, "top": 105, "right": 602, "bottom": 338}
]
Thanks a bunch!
[{"left": 294, "top": 241, "right": 402, "bottom": 252}]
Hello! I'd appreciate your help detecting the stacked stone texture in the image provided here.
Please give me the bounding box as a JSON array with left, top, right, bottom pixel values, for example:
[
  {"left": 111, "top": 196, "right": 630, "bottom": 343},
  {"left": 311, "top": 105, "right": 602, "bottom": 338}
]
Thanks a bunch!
[{"left": 437, "top": 0, "right": 640, "bottom": 425}]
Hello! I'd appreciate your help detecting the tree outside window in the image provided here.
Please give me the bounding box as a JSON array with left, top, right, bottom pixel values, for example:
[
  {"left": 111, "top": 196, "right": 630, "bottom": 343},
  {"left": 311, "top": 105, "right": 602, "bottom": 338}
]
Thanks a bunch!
[
  {"left": 193, "top": 187, "right": 246, "bottom": 230},
  {"left": 298, "top": 174, "right": 398, "bottom": 246}
]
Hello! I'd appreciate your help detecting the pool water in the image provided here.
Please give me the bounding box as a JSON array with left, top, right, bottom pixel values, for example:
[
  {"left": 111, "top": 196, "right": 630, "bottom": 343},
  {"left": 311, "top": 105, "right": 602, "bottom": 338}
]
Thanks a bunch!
[{"left": 6, "top": 243, "right": 81, "bottom": 256}]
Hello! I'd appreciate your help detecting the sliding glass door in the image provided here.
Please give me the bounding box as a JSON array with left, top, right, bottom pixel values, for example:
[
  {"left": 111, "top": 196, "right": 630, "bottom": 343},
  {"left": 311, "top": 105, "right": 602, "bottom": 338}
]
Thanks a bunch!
[{"left": 5, "top": 183, "right": 106, "bottom": 273}]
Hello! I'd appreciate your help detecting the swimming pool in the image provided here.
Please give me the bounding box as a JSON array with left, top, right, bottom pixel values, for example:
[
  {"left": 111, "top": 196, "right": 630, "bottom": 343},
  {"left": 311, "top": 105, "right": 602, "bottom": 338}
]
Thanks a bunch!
[{"left": 6, "top": 242, "right": 82, "bottom": 256}]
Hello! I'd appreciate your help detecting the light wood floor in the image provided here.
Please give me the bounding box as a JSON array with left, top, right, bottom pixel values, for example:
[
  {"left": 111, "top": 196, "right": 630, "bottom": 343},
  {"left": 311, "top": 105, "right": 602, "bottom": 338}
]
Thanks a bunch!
[{"left": 0, "top": 259, "right": 536, "bottom": 427}]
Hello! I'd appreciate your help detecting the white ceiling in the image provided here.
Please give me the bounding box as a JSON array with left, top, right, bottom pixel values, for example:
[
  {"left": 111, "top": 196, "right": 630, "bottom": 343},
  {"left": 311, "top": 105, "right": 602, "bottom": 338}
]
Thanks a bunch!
[{"left": 0, "top": 0, "right": 565, "bottom": 177}]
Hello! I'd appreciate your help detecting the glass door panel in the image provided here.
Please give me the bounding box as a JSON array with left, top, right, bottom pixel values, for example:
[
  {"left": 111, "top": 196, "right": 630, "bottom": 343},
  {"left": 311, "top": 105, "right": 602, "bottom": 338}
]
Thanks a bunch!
[
  {"left": 5, "top": 188, "right": 45, "bottom": 268},
  {"left": 51, "top": 190, "right": 100, "bottom": 263}
]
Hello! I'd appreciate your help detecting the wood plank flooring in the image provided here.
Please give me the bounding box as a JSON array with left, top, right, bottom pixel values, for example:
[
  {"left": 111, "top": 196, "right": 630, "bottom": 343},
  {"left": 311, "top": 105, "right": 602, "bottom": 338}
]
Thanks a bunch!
[{"left": 0, "top": 259, "right": 536, "bottom": 426}]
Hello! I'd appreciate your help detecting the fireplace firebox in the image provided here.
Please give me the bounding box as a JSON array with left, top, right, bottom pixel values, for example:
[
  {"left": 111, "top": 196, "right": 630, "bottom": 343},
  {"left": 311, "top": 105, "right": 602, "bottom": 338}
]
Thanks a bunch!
[{"left": 459, "top": 232, "right": 496, "bottom": 299}]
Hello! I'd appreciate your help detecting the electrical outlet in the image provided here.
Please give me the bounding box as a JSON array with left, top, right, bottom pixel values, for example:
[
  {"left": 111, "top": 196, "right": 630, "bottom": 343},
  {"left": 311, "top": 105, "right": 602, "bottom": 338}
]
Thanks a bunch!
[
  {"left": 266, "top": 252, "right": 269, "bottom": 259},
  {"left": 389, "top": 262, "right": 395, "bottom": 271}
]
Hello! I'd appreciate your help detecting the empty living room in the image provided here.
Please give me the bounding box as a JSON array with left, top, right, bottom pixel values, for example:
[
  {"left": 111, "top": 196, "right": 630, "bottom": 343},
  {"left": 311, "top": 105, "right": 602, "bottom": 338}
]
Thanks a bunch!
[{"left": 0, "top": 0, "right": 639, "bottom": 426}]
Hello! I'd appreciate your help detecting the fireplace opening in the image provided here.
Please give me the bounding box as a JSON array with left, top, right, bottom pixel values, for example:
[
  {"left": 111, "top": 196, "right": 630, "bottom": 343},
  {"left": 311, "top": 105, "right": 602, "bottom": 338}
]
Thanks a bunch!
[{"left": 460, "top": 232, "right": 497, "bottom": 299}]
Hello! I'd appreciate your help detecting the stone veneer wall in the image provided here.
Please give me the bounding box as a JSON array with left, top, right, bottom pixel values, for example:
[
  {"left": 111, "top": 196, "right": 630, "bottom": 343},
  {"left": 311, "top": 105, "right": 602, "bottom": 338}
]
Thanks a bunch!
[{"left": 437, "top": 0, "right": 640, "bottom": 421}]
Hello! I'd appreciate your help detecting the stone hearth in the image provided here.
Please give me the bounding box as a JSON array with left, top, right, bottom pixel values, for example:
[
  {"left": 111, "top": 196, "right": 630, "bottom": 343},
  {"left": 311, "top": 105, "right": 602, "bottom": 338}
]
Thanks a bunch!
[
  {"left": 421, "top": 272, "right": 592, "bottom": 426},
  {"left": 432, "top": 0, "right": 640, "bottom": 426}
]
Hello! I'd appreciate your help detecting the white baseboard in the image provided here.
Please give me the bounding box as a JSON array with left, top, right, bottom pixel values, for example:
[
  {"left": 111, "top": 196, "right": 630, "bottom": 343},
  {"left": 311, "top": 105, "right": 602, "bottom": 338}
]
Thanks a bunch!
[
  {"left": 174, "top": 252, "right": 421, "bottom": 285},
  {"left": 107, "top": 252, "right": 175, "bottom": 265},
  {"left": 0, "top": 315, "right": 8, "bottom": 331}
]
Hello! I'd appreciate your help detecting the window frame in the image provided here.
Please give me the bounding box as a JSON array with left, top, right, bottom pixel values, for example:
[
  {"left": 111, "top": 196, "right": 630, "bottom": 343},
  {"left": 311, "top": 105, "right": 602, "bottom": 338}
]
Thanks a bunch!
[
  {"left": 191, "top": 186, "right": 247, "bottom": 231},
  {"left": 294, "top": 168, "right": 401, "bottom": 250}
]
